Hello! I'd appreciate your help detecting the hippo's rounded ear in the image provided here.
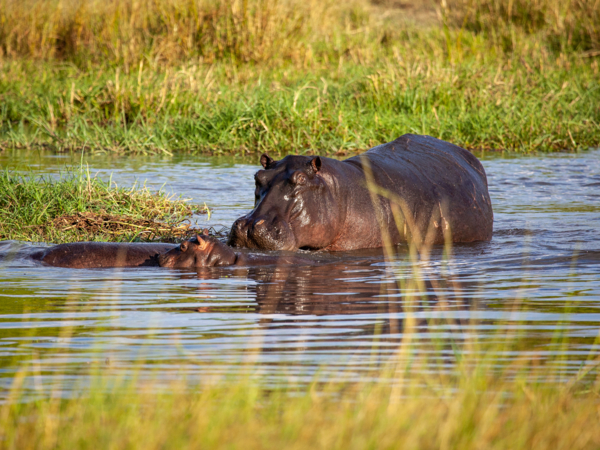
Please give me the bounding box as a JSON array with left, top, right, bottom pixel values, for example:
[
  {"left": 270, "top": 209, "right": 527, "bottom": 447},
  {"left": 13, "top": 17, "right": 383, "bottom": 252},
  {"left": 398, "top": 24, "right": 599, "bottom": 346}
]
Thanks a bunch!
[
  {"left": 202, "top": 228, "right": 209, "bottom": 236},
  {"left": 260, "top": 153, "right": 276, "bottom": 169},
  {"left": 195, "top": 234, "right": 209, "bottom": 251},
  {"left": 310, "top": 156, "right": 322, "bottom": 173}
]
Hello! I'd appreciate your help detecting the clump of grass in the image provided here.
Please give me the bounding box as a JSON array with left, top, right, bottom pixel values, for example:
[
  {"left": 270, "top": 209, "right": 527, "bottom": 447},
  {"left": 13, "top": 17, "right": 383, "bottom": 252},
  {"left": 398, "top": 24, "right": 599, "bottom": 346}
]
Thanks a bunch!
[
  {"left": 0, "top": 167, "right": 202, "bottom": 243},
  {"left": 445, "top": 0, "right": 600, "bottom": 54}
]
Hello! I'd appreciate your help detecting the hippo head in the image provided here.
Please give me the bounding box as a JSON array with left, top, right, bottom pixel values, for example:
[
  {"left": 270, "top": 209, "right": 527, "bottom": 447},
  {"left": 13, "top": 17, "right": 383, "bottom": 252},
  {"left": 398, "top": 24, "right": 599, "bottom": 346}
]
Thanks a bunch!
[
  {"left": 158, "top": 234, "right": 237, "bottom": 268},
  {"left": 228, "top": 153, "right": 339, "bottom": 251}
]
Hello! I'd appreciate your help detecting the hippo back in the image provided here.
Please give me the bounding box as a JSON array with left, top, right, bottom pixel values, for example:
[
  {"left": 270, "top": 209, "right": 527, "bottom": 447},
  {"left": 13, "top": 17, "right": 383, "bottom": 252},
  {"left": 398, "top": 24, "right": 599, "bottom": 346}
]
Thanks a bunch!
[{"left": 344, "top": 134, "right": 493, "bottom": 244}]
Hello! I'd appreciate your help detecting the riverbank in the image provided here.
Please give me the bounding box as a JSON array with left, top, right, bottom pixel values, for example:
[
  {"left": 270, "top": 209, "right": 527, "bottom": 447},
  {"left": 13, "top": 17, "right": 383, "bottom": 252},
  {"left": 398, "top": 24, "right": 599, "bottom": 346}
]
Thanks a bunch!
[
  {"left": 1, "top": 0, "right": 598, "bottom": 155},
  {"left": 0, "top": 168, "right": 201, "bottom": 243}
]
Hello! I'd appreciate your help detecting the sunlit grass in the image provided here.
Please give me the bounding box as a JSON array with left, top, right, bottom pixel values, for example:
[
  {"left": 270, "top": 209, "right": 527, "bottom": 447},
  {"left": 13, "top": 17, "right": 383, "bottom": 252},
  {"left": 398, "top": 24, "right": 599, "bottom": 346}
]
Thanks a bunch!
[
  {"left": 1, "top": 54, "right": 598, "bottom": 155},
  {"left": 1, "top": 318, "right": 599, "bottom": 450},
  {"left": 0, "top": 0, "right": 366, "bottom": 65}
]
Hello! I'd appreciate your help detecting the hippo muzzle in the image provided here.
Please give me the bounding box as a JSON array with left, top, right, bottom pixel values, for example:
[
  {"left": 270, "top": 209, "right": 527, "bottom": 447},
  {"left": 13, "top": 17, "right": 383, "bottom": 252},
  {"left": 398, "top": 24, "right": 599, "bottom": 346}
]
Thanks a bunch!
[
  {"left": 228, "top": 214, "right": 297, "bottom": 251},
  {"left": 157, "top": 248, "right": 181, "bottom": 268}
]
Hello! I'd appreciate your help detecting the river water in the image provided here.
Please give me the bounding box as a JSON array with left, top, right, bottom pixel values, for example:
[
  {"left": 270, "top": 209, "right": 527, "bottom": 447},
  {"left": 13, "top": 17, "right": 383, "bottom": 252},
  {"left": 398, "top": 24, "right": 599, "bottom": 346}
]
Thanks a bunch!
[{"left": 1, "top": 149, "right": 599, "bottom": 396}]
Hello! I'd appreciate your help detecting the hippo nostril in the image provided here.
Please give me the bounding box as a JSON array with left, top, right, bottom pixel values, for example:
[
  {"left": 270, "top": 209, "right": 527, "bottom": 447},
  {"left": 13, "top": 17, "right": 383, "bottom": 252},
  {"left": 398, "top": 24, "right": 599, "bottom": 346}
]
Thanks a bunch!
[{"left": 252, "top": 218, "right": 268, "bottom": 231}]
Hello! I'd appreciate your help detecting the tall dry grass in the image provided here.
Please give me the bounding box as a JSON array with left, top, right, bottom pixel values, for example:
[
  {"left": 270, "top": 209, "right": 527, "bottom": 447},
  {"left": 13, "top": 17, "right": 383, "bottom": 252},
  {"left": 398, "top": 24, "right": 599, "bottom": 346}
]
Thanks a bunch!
[
  {"left": 1, "top": 0, "right": 598, "bottom": 67},
  {"left": 445, "top": 0, "right": 600, "bottom": 54},
  {"left": 2, "top": 371, "right": 600, "bottom": 449},
  {"left": 0, "top": 0, "right": 368, "bottom": 65}
]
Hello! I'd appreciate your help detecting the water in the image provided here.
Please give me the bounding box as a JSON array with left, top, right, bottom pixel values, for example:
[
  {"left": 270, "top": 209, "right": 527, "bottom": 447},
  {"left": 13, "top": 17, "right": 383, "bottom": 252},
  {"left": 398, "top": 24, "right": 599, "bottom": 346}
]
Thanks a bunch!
[{"left": 1, "top": 149, "right": 599, "bottom": 396}]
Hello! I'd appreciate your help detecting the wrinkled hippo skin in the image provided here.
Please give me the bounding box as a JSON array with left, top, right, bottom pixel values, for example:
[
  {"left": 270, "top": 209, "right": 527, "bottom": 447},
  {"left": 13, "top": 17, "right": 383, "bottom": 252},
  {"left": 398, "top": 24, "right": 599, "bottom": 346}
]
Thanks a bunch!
[
  {"left": 228, "top": 134, "right": 493, "bottom": 251},
  {"left": 158, "top": 234, "right": 313, "bottom": 269},
  {"left": 32, "top": 242, "right": 177, "bottom": 268}
]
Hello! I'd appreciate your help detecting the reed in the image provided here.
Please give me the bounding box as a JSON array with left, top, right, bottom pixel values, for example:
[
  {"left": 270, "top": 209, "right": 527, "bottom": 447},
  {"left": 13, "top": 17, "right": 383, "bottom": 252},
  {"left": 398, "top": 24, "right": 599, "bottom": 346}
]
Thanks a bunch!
[{"left": 1, "top": 314, "right": 599, "bottom": 450}]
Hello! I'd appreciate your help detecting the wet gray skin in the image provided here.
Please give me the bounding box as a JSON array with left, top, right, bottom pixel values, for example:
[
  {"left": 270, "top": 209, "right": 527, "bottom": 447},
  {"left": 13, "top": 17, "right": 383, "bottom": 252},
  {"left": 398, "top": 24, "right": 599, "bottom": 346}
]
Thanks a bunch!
[
  {"left": 33, "top": 242, "right": 177, "bottom": 268},
  {"left": 158, "top": 234, "right": 314, "bottom": 268},
  {"left": 228, "top": 134, "right": 493, "bottom": 252},
  {"left": 158, "top": 235, "right": 238, "bottom": 268}
]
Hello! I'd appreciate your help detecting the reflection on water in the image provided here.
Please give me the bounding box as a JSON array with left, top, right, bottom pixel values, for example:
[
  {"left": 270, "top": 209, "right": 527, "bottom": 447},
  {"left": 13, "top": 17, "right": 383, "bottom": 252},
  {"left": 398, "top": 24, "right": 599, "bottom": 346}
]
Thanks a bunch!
[{"left": 0, "top": 149, "right": 599, "bottom": 395}]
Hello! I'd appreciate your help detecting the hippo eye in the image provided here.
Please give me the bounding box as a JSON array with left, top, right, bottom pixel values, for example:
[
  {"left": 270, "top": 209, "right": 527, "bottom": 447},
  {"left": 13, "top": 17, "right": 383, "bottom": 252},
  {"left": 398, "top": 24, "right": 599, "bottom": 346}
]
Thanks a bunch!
[
  {"left": 292, "top": 171, "right": 307, "bottom": 185},
  {"left": 180, "top": 241, "right": 188, "bottom": 252}
]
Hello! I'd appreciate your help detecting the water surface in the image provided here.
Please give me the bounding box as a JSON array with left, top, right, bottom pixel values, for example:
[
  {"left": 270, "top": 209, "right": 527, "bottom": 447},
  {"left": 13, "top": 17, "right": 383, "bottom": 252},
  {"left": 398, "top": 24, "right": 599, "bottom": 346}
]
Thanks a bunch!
[{"left": 1, "top": 149, "right": 599, "bottom": 396}]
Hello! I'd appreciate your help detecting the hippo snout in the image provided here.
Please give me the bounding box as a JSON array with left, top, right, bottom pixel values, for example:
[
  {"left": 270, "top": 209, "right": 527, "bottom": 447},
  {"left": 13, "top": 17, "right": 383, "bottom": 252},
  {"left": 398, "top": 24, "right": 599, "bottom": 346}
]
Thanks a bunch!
[
  {"left": 228, "top": 216, "right": 251, "bottom": 248},
  {"left": 249, "top": 216, "right": 270, "bottom": 234},
  {"left": 232, "top": 217, "right": 248, "bottom": 234},
  {"left": 228, "top": 214, "right": 296, "bottom": 251},
  {"left": 157, "top": 252, "right": 173, "bottom": 267}
]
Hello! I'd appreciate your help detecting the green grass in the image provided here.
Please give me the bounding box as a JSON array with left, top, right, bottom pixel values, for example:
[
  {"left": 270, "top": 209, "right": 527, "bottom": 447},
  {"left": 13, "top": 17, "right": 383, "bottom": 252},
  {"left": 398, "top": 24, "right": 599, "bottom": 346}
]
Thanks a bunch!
[
  {"left": 0, "top": 167, "right": 200, "bottom": 243},
  {"left": 2, "top": 54, "right": 598, "bottom": 155},
  {"left": 0, "top": 0, "right": 598, "bottom": 154}
]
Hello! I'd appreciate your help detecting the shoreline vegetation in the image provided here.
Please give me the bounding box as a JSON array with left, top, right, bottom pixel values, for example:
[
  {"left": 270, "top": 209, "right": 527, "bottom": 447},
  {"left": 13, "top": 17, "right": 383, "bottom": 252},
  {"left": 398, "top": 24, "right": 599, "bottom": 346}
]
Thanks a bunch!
[
  {"left": 0, "top": 167, "right": 203, "bottom": 243},
  {"left": 0, "top": 0, "right": 598, "bottom": 155},
  {"left": 2, "top": 317, "right": 600, "bottom": 449}
]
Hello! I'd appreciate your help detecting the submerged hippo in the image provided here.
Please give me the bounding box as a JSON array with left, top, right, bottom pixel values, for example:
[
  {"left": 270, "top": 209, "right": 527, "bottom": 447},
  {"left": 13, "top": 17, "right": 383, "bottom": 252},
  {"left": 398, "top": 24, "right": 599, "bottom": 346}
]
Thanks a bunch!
[
  {"left": 26, "top": 237, "right": 310, "bottom": 269},
  {"left": 158, "top": 234, "right": 313, "bottom": 269},
  {"left": 31, "top": 242, "right": 177, "bottom": 268},
  {"left": 229, "top": 134, "right": 493, "bottom": 251}
]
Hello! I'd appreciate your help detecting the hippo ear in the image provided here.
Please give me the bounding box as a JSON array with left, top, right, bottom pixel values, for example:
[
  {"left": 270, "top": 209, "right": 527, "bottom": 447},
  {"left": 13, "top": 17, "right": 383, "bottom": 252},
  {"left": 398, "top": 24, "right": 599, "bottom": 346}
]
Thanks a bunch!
[
  {"left": 260, "top": 153, "right": 276, "bottom": 169},
  {"left": 195, "top": 234, "right": 209, "bottom": 250},
  {"left": 310, "top": 156, "right": 322, "bottom": 173},
  {"left": 202, "top": 228, "right": 209, "bottom": 236}
]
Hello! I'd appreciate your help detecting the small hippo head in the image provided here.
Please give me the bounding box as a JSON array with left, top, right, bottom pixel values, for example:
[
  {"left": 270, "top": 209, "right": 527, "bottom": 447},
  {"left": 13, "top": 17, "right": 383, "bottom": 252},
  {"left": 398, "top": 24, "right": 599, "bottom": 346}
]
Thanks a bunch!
[
  {"left": 228, "top": 153, "right": 340, "bottom": 251},
  {"left": 158, "top": 234, "right": 237, "bottom": 269}
]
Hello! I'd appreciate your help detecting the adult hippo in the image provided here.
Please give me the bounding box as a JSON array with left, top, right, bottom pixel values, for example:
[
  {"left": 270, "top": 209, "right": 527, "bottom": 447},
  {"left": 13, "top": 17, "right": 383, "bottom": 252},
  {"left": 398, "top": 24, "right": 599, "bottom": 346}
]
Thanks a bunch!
[
  {"left": 228, "top": 134, "right": 493, "bottom": 251},
  {"left": 17, "top": 237, "right": 310, "bottom": 269}
]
